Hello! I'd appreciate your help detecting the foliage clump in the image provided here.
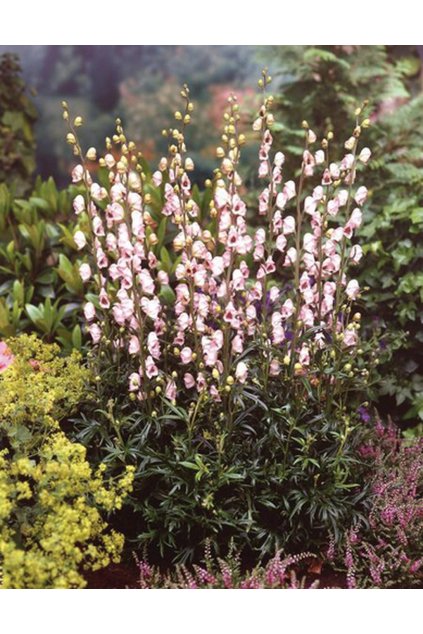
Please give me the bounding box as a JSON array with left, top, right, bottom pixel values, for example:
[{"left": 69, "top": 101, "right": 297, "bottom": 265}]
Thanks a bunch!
[{"left": 0, "top": 54, "right": 37, "bottom": 196}]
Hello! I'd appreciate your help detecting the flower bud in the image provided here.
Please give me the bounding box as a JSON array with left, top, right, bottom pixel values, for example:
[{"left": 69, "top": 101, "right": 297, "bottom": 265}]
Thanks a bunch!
[{"left": 86, "top": 147, "right": 97, "bottom": 161}]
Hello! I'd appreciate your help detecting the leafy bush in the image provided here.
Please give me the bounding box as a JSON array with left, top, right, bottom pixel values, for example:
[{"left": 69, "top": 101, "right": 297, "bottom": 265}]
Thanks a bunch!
[
  {"left": 0, "top": 54, "right": 37, "bottom": 196},
  {"left": 0, "top": 178, "right": 84, "bottom": 348},
  {"left": 0, "top": 334, "right": 134, "bottom": 588},
  {"left": 65, "top": 75, "right": 377, "bottom": 562},
  {"left": 269, "top": 45, "right": 423, "bottom": 426}
]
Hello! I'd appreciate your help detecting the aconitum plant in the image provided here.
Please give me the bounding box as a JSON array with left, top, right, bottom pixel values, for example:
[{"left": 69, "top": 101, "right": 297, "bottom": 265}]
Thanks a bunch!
[
  {"left": 64, "top": 71, "right": 376, "bottom": 560},
  {"left": 65, "top": 73, "right": 370, "bottom": 413}
]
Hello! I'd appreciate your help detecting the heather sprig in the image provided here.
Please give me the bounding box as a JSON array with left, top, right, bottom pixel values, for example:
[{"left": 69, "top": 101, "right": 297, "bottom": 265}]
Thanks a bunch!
[{"left": 135, "top": 545, "right": 321, "bottom": 589}]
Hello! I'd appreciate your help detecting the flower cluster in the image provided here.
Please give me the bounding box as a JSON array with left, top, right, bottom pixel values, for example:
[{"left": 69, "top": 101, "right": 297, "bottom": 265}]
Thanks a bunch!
[
  {"left": 336, "top": 422, "right": 423, "bottom": 588},
  {"left": 136, "top": 546, "right": 320, "bottom": 589},
  {"left": 65, "top": 72, "right": 371, "bottom": 416}
]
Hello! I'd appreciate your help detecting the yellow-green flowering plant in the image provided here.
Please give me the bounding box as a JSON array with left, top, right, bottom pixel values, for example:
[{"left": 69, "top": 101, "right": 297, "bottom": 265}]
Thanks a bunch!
[{"left": 0, "top": 334, "right": 134, "bottom": 588}]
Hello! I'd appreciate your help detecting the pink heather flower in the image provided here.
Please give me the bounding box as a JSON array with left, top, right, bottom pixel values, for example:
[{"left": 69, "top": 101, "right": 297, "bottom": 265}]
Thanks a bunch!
[
  {"left": 346, "top": 279, "right": 360, "bottom": 300},
  {"left": 88, "top": 323, "right": 101, "bottom": 344},
  {"left": 79, "top": 263, "right": 92, "bottom": 283},
  {"left": 145, "top": 355, "right": 159, "bottom": 379},
  {"left": 73, "top": 230, "right": 87, "bottom": 250},
  {"left": 0, "top": 342, "right": 14, "bottom": 373},
  {"left": 359, "top": 147, "right": 371, "bottom": 164},
  {"left": 83, "top": 302, "right": 96, "bottom": 322},
  {"left": 184, "top": 373, "right": 195, "bottom": 389},
  {"left": 165, "top": 379, "right": 177, "bottom": 401},
  {"left": 129, "top": 372, "right": 141, "bottom": 391},
  {"left": 129, "top": 335, "right": 140, "bottom": 355},
  {"left": 355, "top": 186, "right": 368, "bottom": 206},
  {"left": 180, "top": 347, "right": 193, "bottom": 364},
  {"left": 337, "top": 189, "right": 349, "bottom": 206},
  {"left": 235, "top": 361, "right": 248, "bottom": 384}
]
